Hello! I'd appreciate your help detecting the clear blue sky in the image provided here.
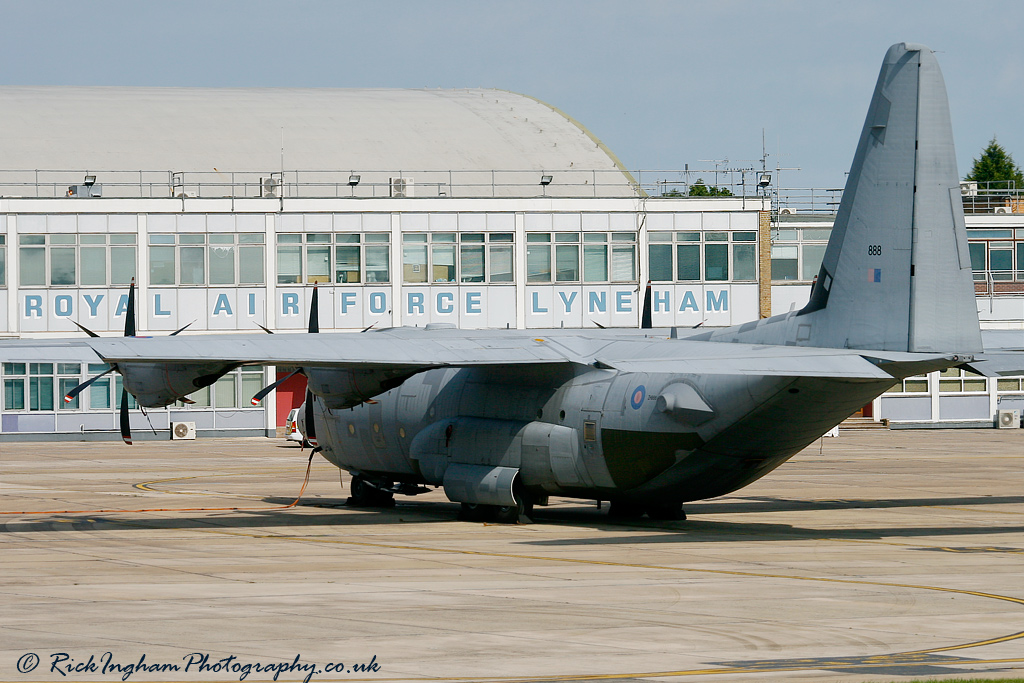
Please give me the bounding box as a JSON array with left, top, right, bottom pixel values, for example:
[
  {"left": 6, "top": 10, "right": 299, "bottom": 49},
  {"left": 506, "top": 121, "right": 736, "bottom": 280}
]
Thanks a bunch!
[{"left": 2, "top": 0, "right": 1021, "bottom": 189}]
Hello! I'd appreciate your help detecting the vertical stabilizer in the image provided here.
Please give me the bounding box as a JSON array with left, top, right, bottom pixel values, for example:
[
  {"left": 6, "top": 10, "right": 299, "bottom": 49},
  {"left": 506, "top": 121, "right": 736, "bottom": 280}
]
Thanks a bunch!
[{"left": 798, "top": 43, "right": 982, "bottom": 353}]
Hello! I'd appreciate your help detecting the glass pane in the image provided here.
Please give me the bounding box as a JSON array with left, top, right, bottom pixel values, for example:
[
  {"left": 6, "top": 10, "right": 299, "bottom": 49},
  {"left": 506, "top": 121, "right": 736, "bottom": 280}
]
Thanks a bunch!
[
  {"left": 705, "top": 232, "right": 728, "bottom": 242},
  {"left": 305, "top": 245, "right": 330, "bottom": 283},
  {"left": 150, "top": 246, "right": 176, "bottom": 285},
  {"left": 801, "top": 228, "right": 831, "bottom": 240},
  {"left": 49, "top": 234, "right": 76, "bottom": 244},
  {"left": 241, "top": 374, "right": 263, "bottom": 406},
  {"left": 179, "top": 246, "right": 205, "bottom": 285},
  {"left": 20, "top": 235, "right": 45, "bottom": 245},
  {"left": 461, "top": 233, "right": 485, "bottom": 243},
  {"left": 649, "top": 244, "right": 672, "bottom": 281},
  {"left": 335, "top": 233, "right": 360, "bottom": 244},
  {"left": 0, "top": 247, "right": 5, "bottom": 287},
  {"left": 583, "top": 244, "right": 608, "bottom": 282},
  {"left": 527, "top": 245, "right": 551, "bottom": 282},
  {"left": 997, "top": 379, "right": 1021, "bottom": 391},
  {"left": 307, "top": 233, "right": 331, "bottom": 243},
  {"left": 59, "top": 378, "right": 79, "bottom": 409},
  {"left": 490, "top": 233, "right": 513, "bottom": 242},
  {"left": 677, "top": 232, "right": 700, "bottom": 242},
  {"left": 611, "top": 232, "right": 636, "bottom": 242},
  {"left": 3, "top": 362, "right": 26, "bottom": 374},
  {"left": 179, "top": 234, "right": 205, "bottom": 244},
  {"left": 238, "top": 233, "right": 264, "bottom": 244},
  {"left": 335, "top": 245, "right": 361, "bottom": 283},
  {"left": 555, "top": 232, "right": 578, "bottom": 243},
  {"left": 50, "top": 247, "right": 76, "bottom": 285},
  {"left": 733, "top": 243, "right": 756, "bottom": 281},
  {"left": 80, "top": 234, "right": 105, "bottom": 244},
  {"left": 1018, "top": 242, "right": 1024, "bottom": 280},
  {"left": 676, "top": 244, "right": 700, "bottom": 280},
  {"left": 365, "top": 233, "right": 389, "bottom": 243},
  {"left": 114, "top": 377, "right": 137, "bottom": 408},
  {"left": 189, "top": 385, "right": 210, "bottom": 407},
  {"left": 30, "top": 363, "right": 53, "bottom": 375},
  {"left": 4, "top": 379, "right": 24, "bottom": 410},
  {"left": 555, "top": 244, "right": 579, "bottom": 282},
  {"left": 904, "top": 379, "right": 929, "bottom": 392},
  {"left": 771, "top": 245, "right": 798, "bottom": 281},
  {"left": 276, "top": 245, "right": 302, "bottom": 284},
  {"left": 238, "top": 246, "right": 264, "bottom": 284},
  {"left": 963, "top": 379, "right": 987, "bottom": 392},
  {"left": 215, "top": 375, "right": 237, "bottom": 408},
  {"left": 278, "top": 234, "right": 302, "bottom": 244},
  {"left": 431, "top": 233, "right": 456, "bottom": 243},
  {"left": 403, "top": 244, "right": 427, "bottom": 283},
  {"left": 431, "top": 244, "right": 456, "bottom": 282},
  {"left": 365, "top": 246, "right": 390, "bottom": 283},
  {"left": 110, "top": 234, "right": 136, "bottom": 244},
  {"left": 110, "top": 247, "right": 136, "bottom": 285},
  {"left": 526, "top": 233, "right": 550, "bottom": 243},
  {"left": 57, "top": 363, "right": 80, "bottom": 374},
  {"left": 460, "top": 245, "right": 485, "bottom": 283},
  {"left": 610, "top": 245, "right": 636, "bottom": 281},
  {"left": 78, "top": 246, "right": 106, "bottom": 286},
  {"left": 30, "top": 376, "right": 54, "bottom": 411},
  {"left": 649, "top": 231, "right": 671, "bottom": 242},
  {"left": 90, "top": 377, "right": 111, "bottom": 409},
  {"left": 801, "top": 244, "right": 827, "bottom": 280},
  {"left": 939, "top": 379, "right": 961, "bottom": 392},
  {"left": 732, "top": 231, "right": 757, "bottom": 242},
  {"left": 968, "top": 242, "right": 985, "bottom": 271},
  {"left": 489, "top": 245, "right": 513, "bottom": 282},
  {"left": 403, "top": 233, "right": 427, "bottom": 243},
  {"left": 990, "top": 249, "right": 1012, "bottom": 273},
  {"left": 209, "top": 245, "right": 235, "bottom": 285},
  {"left": 209, "top": 233, "right": 234, "bottom": 244},
  {"left": 19, "top": 247, "right": 45, "bottom": 286}
]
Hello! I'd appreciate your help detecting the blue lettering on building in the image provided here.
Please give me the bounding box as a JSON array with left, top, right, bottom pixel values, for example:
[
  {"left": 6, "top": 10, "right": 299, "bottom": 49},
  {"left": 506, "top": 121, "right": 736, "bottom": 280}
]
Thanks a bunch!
[
  {"left": 83, "top": 294, "right": 104, "bottom": 317},
  {"left": 588, "top": 291, "right": 606, "bottom": 313},
  {"left": 706, "top": 290, "right": 728, "bottom": 311},
  {"left": 408, "top": 292, "right": 424, "bottom": 315},
  {"left": 679, "top": 291, "right": 699, "bottom": 312},
  {"left": 615, "top": 290, "right": 632, "bottom": 313},
  {"left": 437, "top": 292, "right": 454, "bottom": 314},
  {"left": 114, "top": 294, "right": 129, "bottom": 317},
  {"left": 248, "top": 292, "right": 256, "bottom": 316},
  {"left": 558, "top": 291, "right": 577, "bottom": 312},
  {"left": 212, "top": 294, "right": 233, "bottom": 316},
  {"left": 369, "top": 291, "right": 387, "bottom": 314},
  {"left": 54, "top": 295, "right": 73, "bottom": 317},
  {"left": 25, "top": 295, "right": 43, "bottom": 318},
  {"left": 153, "top": 294, "right": 172, "bottom": 317},
  {"left": 465, "top": 292, "right": 481, "bottom": 314},
  {"left": 340, "top": 291, "right": 357, "bottom": 314},
  {"left": 531, "top": 291, "right": 548, "bottom": 313},
  {"left": 281, "top": 292, "right": 299, "bottom": 316},
  {"left": 653, "top": 290, "right": 670, "bottom": 313}
]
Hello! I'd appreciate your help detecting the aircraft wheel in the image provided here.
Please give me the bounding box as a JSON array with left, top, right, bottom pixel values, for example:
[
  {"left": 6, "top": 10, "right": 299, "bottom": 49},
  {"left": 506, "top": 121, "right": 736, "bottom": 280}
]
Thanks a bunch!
[
  {"left": 646, "top": 503, "right": 687, "bottom": 521},
  {"left": 348, "top": 476, "right": 395, "bottom": 507},
  {"left": 459, "top": 502, "right": 485, "bottom": 522},
  {"left": 607, "top": 500, "right": 646, "bottom": 519}
]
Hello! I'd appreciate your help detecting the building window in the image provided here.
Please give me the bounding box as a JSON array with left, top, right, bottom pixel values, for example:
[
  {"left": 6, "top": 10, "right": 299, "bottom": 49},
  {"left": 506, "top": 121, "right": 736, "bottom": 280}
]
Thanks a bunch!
[
  {"left": 884, "top": 375, "right": 930, "bottom": 393},
  {"left": 967, "top": 228, "right": 1024, "bottom": 284},
  {"left": 176, "top": 367, "right": 265, "bottom": 408},
  {"left": 3, "top": 363, "right": 25, "bottom": 410},
  {"left": 938, "top": 368, "right": 987, "bottom": 393},
  {"left": 529, "top": 232, "right": 636, "bottom": 283},
  {"left": 151, "top": 233, "right": 264, "bottom": 286},
  {"left": 402, "top": 232, "right": 509, "bottom": 284},
  {"left": 19, "top": 234, "right": 137, "bottom": 287},
  {"left": 648, "top": 231, "right": 756, "bottom": 283},
  {"left": 0, "top": 233, "right": 6, "bottom": 287},
  {"left": 279, "top": 233, "right": 389, "bottom": 285},
  {"left": 769, "top": 227, "right": 829, "bottom": 282}
]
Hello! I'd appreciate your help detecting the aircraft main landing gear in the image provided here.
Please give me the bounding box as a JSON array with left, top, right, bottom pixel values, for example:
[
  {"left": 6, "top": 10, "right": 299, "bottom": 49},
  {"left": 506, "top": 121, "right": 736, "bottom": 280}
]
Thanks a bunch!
[{"left": 347, "top": 475, "right": 396, "bottom": 507}]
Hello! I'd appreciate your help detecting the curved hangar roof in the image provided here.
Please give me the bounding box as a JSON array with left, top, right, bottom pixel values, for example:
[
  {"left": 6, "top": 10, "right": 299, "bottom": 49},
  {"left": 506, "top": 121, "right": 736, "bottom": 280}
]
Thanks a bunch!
[{"left": 0, "top": 87, "right": 636, "bottom": 197}]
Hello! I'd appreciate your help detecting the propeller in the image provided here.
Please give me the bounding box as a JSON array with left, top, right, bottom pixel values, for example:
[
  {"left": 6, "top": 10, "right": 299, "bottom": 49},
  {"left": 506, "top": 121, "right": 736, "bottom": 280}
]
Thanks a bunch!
[
  {"left": 249, "top": 285, "right": 320, "bottom": 447},
  {"left": 63, "top": 279, "right": 140, "bottom": 444},
  {"left": 640, "top": 281, "right": 653, "bottom": 329}
]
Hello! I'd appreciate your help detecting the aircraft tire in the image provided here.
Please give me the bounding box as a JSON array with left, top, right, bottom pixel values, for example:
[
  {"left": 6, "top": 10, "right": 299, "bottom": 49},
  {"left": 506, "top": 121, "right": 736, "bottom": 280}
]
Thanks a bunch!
[
  {"left": 607, "top": 501, "right": 646, "bottom": 519},
  {"left": 348, "top": 476, "right": 395, "bottom": 508},
  {"left": 646, "top": 503, "right": 687, "bottom": 521}
]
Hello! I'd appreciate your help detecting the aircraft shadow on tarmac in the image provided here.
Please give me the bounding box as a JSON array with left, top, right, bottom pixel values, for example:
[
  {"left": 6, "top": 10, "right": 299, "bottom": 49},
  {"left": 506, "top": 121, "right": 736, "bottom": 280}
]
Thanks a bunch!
[{"left": 3, "top": 493, "right": 1024, "bottom": 545}]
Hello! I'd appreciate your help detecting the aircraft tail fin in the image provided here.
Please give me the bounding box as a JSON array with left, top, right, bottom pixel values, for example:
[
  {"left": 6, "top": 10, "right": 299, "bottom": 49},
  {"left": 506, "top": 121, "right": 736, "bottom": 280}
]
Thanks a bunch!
[{"left": 796, "top": 43, "right": 981, "bottom": 353}]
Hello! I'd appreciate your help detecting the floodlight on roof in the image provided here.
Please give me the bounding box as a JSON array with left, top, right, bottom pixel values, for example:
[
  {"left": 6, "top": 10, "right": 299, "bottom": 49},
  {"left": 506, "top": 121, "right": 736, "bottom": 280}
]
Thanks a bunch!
[
  {"left": 757, "top": 172, "right": 771, "bottom": 188},
  {"left": 348, "top": 174, "right": 361, "bottom": 186},
  {"left": 83, "top": 174, "right": 97, "bottom": 186},
  {"left": 540, "top": 175, "right": 553, "bottom": 186}
]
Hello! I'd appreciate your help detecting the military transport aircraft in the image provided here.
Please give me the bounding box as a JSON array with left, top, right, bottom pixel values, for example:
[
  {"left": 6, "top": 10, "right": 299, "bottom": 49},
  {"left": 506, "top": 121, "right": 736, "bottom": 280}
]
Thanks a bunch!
[{"left": 4, "top": 44, "right": 1022, "bottom": 523}]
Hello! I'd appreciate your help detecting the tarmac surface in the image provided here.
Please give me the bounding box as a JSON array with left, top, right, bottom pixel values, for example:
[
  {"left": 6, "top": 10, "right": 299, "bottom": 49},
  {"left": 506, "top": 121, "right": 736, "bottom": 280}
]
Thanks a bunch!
[{"left": 1, "top": 429, "right": 1023, "bottom": 683}]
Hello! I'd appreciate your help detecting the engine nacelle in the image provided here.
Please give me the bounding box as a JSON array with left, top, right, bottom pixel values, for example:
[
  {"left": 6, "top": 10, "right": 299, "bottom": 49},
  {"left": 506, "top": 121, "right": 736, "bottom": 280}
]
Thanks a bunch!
[
  {"left": 305, "top": 366, "right": 419, "bottom": 409},
  {"left": 118, "top": 361, "right": 238, "bottom": 407}
]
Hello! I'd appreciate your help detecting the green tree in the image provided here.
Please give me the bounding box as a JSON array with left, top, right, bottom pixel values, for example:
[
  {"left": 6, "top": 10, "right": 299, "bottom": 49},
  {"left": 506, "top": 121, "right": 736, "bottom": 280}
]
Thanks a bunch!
[
  {"left": 687, "top": 178, "right": 733, "bottom": 197},
  {"left": 965, "top": 137, "right": 1024, "bottom": 192}
]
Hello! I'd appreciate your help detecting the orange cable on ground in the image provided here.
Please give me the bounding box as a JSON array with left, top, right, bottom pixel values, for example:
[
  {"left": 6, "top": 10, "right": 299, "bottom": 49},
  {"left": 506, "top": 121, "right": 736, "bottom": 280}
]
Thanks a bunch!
[{"left": 1, "top": 451, "right": 316, "bottom": 516}]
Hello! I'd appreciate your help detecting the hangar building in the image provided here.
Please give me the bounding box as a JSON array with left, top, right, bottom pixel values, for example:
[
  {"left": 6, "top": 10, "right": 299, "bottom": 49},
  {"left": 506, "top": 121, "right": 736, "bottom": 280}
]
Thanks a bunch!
[{"left": 0, "top": 86, "right": 1019, "bottom": 439}]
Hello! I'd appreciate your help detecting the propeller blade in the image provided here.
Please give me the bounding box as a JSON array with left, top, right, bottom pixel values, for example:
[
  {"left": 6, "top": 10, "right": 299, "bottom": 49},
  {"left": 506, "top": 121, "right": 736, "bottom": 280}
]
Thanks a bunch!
[
  {"left": 304, "top": 388, "right": 318, "bottom": 447},
  {"left": 63, "top": 367, "right": 115, "bottom": 403},
  {"left": 250, "top": 369, "right": 301, "bottom": 406},
  {"left": 170, "top": 321, "right": 194, "bottom": 336},
  {"left": 120, "top": 386, "right": 133, "bottom": 445},
  {"left": 308, "top": 284, "right": 320, "bottom": 334},
  {"left": 72, "top": 321, "right": 101, "bottom": 338},
  {"left": 360, "top": 321, "right": 377, "bottom": 333},
  {"left": 124, "top": 278, "right": 137, "bottom": 337},
  {"left": 640, "top": 281, "right": 653, "bottom": 330},
  {"left": 255, "top": 322, "right": 274, "bottom": 334}
]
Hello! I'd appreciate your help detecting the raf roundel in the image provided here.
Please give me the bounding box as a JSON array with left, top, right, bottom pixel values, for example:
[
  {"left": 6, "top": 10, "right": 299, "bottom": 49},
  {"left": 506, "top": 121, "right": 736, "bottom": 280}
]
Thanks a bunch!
[{"left": 630, "top": 385, "right": 646, "bottom": 410}]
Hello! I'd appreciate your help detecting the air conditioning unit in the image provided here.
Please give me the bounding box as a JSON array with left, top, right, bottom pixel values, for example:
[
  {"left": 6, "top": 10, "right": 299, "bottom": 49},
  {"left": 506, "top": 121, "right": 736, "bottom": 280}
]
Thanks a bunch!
[
  {"left": 960, "top": 181, "right": 978, "bottom": 197},
  {"left": 171, "top": 421, "right": 197, "bottom": 440},
  {"left": 390, "top": 177, "right": 414, "bottom": 198},
  {"left": 996, "top": 409, "right": 1020, "bottom": 429},
  {"left": 994, "top": 206, "right": 1011, "bottom": 214},
  {"left": 261, "top": 176, "right": 281, "bottom": 198},
  {"left": 779, "top": 207, "right": 797, "bottom": 215}
]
